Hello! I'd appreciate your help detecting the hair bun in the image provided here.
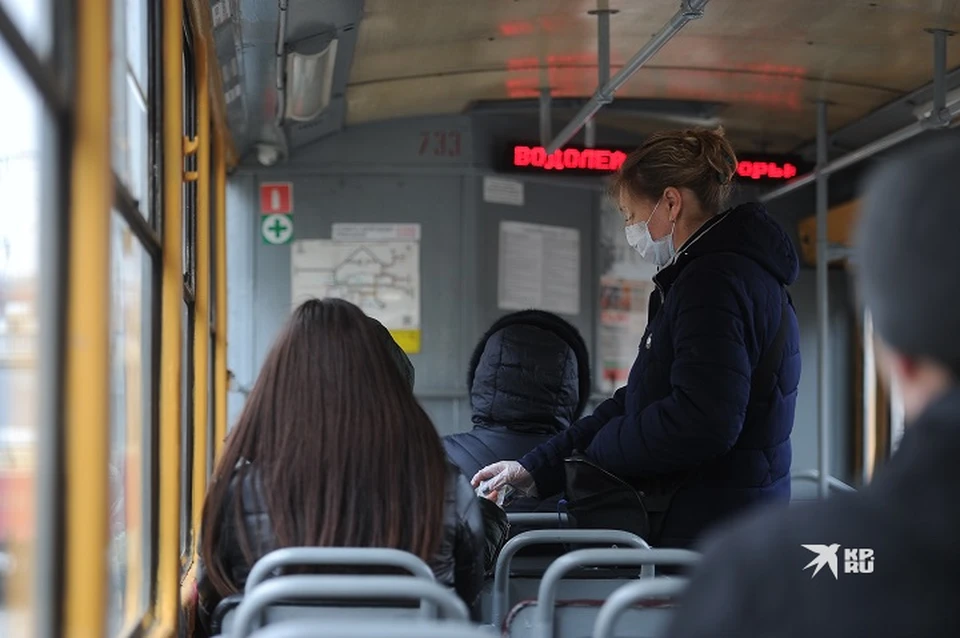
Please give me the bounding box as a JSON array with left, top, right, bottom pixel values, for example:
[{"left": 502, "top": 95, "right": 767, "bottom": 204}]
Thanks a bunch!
[
  {"left": 687, "top": 127, "right": 737, "bottom": 184},
  {"left": 611, "top": 126, "right": 738, "bottom": 214}
]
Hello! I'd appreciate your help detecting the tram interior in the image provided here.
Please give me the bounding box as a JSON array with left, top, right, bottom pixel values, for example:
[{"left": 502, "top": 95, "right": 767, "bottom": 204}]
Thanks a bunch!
[
  {"left": 225, "top": 0, "right": 960, "bottom": 490},
  {"left": 2, "top": 0, "right": 960, "bottom": 635}
]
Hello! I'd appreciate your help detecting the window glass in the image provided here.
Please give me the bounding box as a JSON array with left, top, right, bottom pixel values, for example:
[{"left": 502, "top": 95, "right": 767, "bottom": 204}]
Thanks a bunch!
[
  {"left": 180, "top": 40, "right": 197, "bottom": 558},
  {"left": 107, "top": 213, "right": 151, "bottom": 635},
  {"left": 126, "top": 76, "right": 148, "bottom": 208},
  {"left": 125, "top": 0, "right": 148, "bottom": 91},
  {"left": 110, "top": 0, "right": 129, "bottom": 188},
  {"left": 179, "top": 302, "right": 194, "bottom": 556},
  {"left": 0, "top": 0, "right": 50, "bottom": 57},
  {"left": 112, "top": 0, "right": 150, "bottom": 217},
  {"left": 0, "top": 32, "right": 43, "bottom": 638}
]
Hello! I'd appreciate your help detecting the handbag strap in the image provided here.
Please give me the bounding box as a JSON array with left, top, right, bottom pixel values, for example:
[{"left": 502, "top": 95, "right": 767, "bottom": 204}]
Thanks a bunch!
[{"left": 751, "top": 287, "right": 791, "bottom": 399}]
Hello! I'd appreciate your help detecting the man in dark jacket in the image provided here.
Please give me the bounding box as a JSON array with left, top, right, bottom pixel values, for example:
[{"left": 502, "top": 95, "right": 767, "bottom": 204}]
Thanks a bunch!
[
  {"left": 665, "top": 135, "right": 960, "bottom": 637},
  {"left": 444, "top": 310, "right": 591, "bottom": 512}
]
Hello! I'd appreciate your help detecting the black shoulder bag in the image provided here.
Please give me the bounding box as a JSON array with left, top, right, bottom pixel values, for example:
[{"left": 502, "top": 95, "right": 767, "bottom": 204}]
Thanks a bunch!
[{"left": 563, "top": 288, "right": 791, "bottom": 544}]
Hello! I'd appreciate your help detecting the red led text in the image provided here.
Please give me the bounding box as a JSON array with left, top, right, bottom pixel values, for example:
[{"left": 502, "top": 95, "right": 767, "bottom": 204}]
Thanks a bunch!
[
  {"left": 513, "top": 145, "right": 628, "bottom": 171},
  {"left": 736, "top": 160, "right": 797, "bottom": 180},
  {"left": 511, "top": 145, "right": 799, "bottom": 181}
]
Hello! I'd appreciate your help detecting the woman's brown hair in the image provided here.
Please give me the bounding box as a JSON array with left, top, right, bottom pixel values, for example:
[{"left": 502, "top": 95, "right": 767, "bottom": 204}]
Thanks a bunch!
[
  {"left": 611, "top": 127, "right": 738, "bottom": 215},
  {"left": 199, "top": 298, "right": 447, "bottom": 595}
]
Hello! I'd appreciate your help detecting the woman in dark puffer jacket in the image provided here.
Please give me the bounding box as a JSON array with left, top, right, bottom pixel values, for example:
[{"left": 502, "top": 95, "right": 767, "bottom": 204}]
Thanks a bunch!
[{"left": 195, "top": 299, "right": 507, "bottom": 633}]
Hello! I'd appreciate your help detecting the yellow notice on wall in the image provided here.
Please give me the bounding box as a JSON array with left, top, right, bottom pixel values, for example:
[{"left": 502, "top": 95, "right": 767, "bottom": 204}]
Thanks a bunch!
[{"left": 390, "top": 329, "right": 421, "bottom": 354}]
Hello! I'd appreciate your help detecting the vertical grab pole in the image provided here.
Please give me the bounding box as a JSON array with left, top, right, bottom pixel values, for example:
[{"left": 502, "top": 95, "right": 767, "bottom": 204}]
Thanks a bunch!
[
  {"left": 63, "top": 0, "right": 111, "bottom": 634},
  {"left": 597, "top": 8, "right": 611, "bottom": 87},
  {"left": 815, "top": 100, "right": 830, "bottom": 500},
  {"left": 861, "top": 309, "right": 876, "bottom": 485},
  {"left": 585, "top": 6, "right": 614, "bottom": 148},
  {"left": 924, "top": 28, "right": 955, "bottom": 128},
  {"left": 539, "top": 88, "right": 552, "bottom": 148}
]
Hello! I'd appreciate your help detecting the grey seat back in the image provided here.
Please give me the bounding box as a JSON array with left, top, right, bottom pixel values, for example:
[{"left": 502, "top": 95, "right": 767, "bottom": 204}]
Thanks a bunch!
[
  {"left": 506, "top": 548, "right": 699, "bottom": 638},
  {"left": 218, "top": 547, "right": 438, "bottom": 634},
  {"left": 247, "top": 619, "right": 496, "bottom": 638},
  {"left": 592, "top": 578, "right": 689, "bottom": 638},
  {"left": 490, "top": 529, "right": 652, "bottom": 628},
  {"left": 230, "top": 575, "right": 470, "bottom": 637}
]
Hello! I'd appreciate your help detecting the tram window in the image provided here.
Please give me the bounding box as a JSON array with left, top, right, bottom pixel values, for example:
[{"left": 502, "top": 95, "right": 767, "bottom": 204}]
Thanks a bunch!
[
  {"left": 179, "top": 35, "right": 198, "bottom": 560},
  {"left": 106, "top": 212, "right": 152, "bottom": 635},
  {"left": 179, "top": 299, "right": 195, "bottom": 557},
  {"left": 0, "top": 36, "right": 44, "bottom": 637},
  {"left": 0, "top": 0, "right": 51, "bottom": 56},
  {"left": 124, "top": 0, "right": 148, "bottom": 91},
  {"left": 111, "top": 0, "right": 150, "bottom": 218},
  {"left": 207, "top": 158, "right": 217, "bottom": 479}
]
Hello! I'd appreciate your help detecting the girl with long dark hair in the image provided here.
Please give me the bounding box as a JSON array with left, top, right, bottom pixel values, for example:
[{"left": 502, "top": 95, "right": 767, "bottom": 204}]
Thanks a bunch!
[{"left": 195, "top": 298, "right": 506, "bottom": 629}]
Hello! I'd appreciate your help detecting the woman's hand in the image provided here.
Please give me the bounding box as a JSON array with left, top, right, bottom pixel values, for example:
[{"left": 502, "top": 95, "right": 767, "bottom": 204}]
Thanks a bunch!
[{"left": 471, "top": 460, "right": 537, "bottom": 498}]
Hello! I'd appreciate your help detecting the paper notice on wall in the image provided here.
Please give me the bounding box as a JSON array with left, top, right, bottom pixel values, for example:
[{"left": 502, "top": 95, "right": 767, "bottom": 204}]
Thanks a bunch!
[
  {"left": 497, "top": 221, "right": 580, "bottom": 315},
  {"left": 597, "top": 277, "right": 655, "bottom": 393},
  {"left": 331, "top": 223, "right": 422, "bottom": 242},
  {"left": 483, "top": 176, "right": 525, "bottom": 206},
  {"left": 291, "top": 239, "right": 422, "bottom": 353}
]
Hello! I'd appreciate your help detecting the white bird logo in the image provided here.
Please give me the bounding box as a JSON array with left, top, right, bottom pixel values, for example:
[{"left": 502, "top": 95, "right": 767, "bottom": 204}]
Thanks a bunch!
[{"left": 801, "top": 544, "right": 840, "bottom": 579}]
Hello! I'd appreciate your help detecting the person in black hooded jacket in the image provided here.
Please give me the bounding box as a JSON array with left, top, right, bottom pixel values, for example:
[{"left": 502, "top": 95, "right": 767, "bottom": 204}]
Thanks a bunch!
[
  {"left": 444, "top": 310, "right": 591, "bottom": 512},
  {"left": 194, "top": 301, "right": 507, "bottom": 634}
]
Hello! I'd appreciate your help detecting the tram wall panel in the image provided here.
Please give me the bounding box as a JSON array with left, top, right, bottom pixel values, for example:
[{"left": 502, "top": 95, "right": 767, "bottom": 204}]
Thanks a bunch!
[{"left": 223, "top": 115, "right": 854, "bottom": 483}]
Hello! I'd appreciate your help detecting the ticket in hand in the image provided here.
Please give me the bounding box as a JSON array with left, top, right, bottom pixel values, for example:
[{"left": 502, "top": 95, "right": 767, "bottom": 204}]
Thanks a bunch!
[{"left": 476, "top": 479, "right": 513, "bottom": 506}]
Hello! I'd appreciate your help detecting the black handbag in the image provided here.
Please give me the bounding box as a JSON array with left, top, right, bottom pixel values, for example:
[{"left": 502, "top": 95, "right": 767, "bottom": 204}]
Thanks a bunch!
[
  {"left": 563, "top": 452, "right": 687, "bottom": 543},
  {"left": 563, "top": 289, "right": 791, "bottom": 544}
]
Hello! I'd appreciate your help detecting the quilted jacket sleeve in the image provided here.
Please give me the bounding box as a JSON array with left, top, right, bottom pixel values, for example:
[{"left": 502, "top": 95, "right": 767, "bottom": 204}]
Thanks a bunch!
[
  {"left": 517, "top": 387, "right": 627, "bottom": 498},
  {"left": 585, "top": 264, "right": 755, "bottom": 477}
]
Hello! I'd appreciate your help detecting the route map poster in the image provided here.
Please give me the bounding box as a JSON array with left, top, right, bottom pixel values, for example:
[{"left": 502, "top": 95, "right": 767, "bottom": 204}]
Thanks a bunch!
[{"left": 291, "top": 224, "right": 421, "bottom": 353}]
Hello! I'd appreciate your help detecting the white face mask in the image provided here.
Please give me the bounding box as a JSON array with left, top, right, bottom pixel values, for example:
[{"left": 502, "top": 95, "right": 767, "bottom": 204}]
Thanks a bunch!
[{"left": 624, "top": 197, "right": 675, "bottom": 267}]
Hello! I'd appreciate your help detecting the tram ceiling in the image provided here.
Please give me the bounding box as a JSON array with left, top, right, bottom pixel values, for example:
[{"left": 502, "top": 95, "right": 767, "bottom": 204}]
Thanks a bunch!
[{"left": 217, "top": 0, "right": 960, "bottom": 160}]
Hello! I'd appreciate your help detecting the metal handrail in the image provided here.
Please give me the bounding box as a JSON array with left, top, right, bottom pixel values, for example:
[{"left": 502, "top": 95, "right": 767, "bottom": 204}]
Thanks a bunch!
[
  {"left": 492, "top": 529, "right": 650, "bottom": 628},
  {"left": 534, "top": 548, "right": 700, "bottom": 638},
  {"left": 231, "top": 575, "right": 470, "bottom": 637},
  {"left": 592, "top": 578, "right": 689, "bottom": 638},
  {"left": 791, "top": 469, "right": 856, "bottom": 493},
  {"left": 247, "top": 619, "right": 496, "bottom": 638},
  {"left": 245, "top": 547, "right": 435, "bottom": 593},
  {"left": 505, "top": 512, "right": 569, "bottom": 528}
]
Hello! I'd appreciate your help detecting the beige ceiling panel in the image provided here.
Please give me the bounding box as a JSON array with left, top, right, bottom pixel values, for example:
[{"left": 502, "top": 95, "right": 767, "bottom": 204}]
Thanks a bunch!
[
  {"left": 347, "top": 66, "right": 882, "bottom": 145},
  {"left": 348, "top": 0, "right": 960, "bottom": 147}
]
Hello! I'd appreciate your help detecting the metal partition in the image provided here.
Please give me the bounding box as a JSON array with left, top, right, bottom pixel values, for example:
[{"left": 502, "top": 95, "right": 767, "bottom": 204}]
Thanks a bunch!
[
  {"left": 791, "top": 469, "right": 856, "bottom": 493},
  {"left": 231, "top": 575, "right": 471, "bottom": 637},
  {"left": 492, "top": 529, "right": 650, "bottom": 627},
  {"left": 592, "top": 578, "right": 690, "bottom": 638}
]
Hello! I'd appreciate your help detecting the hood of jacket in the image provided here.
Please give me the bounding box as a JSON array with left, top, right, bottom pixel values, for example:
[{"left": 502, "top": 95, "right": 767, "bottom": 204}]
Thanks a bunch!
[
  {"left": 468, "top": 310, "right": 591, "bottom": 434},
  {"left": 657, "top": 202, "right": 800, "bottom": 289}
]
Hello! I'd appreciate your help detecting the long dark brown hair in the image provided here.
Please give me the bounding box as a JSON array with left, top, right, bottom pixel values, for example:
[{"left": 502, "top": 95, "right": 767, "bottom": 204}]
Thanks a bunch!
[{"left": 199, "top": 298, "right": 447, "bottom": 595}]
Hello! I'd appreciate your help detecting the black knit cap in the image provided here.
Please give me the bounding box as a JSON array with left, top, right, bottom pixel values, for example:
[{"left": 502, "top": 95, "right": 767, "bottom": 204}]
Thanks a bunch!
[
  {"left": 468, "top": 310, "right": 592, "bottom": 418},
  {"left": 856, "top": 132, "right": 960, "bottom": 375}
]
